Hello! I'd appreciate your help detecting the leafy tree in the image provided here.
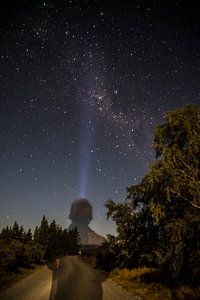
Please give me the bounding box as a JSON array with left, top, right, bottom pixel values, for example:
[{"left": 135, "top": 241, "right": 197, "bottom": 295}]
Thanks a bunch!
[
  {"left": 0, "top": 239, "right": 16, "bottom": 271},
  {"left": 104, "top": 190, "right": 157, "bottom": 269},
  {"left": 102, "top": 104, "right": 200, "bottom": 284},
  {"left": 140, "top": 105, "right": 200, "bottom": 281},
  {"left": 96, "top": 237, "right": 117, "bottom": 271},
  {"left": 0, "top": 216, "right": 82, "bottom": 288},
  {"left": 153, "top": 104, "right": 200, "bottom": 210}
]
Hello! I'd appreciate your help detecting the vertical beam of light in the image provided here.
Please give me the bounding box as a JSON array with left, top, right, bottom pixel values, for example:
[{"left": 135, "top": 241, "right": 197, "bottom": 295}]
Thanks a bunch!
[
  {"left": 79, "top": 100, "right": 94, "bottom": 198},
  {"left": 78, "top": 49, "right": 102, "bottom": 198}
]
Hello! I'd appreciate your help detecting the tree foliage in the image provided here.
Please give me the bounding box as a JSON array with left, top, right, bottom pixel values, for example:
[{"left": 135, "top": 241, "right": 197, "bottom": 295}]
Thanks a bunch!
[
  {"left": 0, "top": 216, "right": 80, "bottom": 287},
  {"left": 99, "top": 104, "right": 200, "bottom": 285}
]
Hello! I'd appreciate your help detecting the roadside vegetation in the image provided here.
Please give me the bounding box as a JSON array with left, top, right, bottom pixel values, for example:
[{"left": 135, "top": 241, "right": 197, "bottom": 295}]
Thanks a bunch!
[
  {"left": 1, "top": 104, "right": 199, "bottom": 299},
  {"left": 95, "top": 105, "right": 200, "bottom": 299},
  {"left": 0, "top": 216, "right": 80, "bottom": 288}
]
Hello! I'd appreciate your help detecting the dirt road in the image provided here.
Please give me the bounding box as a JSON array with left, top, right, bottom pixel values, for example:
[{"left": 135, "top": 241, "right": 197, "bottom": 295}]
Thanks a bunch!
[{"left": 0, "top": 256, "right": 140, "bottom": 300}]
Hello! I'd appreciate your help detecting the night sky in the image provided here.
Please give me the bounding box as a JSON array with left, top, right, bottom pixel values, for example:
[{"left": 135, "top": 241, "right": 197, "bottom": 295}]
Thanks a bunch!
[{"left": 0, "top": 0, "right": 200, "bottom": 236}]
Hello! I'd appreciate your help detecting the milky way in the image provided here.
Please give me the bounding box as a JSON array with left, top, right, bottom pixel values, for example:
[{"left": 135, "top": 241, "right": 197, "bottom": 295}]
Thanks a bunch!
[{"left": 0, "top": 1, "right": 199, "bottom": 235}]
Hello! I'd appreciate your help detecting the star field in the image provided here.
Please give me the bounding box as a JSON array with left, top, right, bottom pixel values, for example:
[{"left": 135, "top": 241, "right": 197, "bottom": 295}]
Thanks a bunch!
[{"left": 0, "top": 0, "right": 200, "bottom": 235}]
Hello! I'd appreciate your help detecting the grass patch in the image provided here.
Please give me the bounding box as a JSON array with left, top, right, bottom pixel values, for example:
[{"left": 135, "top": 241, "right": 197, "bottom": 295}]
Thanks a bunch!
[
  {"left": 76, "top": 256, "right": 200, "bottom": 299},
  {"left": 109, "top": 267, "right": 200, "bottom": 300}
]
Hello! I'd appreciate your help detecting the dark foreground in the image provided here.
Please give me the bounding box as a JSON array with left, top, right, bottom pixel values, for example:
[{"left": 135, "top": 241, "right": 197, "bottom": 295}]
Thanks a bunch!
[{"left": 0, "top": 256, "right": 139, "bottom": 300}]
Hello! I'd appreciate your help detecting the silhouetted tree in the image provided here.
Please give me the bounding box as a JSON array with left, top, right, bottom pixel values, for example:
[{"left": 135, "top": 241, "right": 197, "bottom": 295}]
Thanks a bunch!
[
  {"left": 45, "top": 220, "right": 63, "bottom": 259},
  {"left": 34, "top": 215, "right": 49, "bottom": 246},
  {"left": 0, "top": 226, "right": 12, "bottom": 242},
  {"left": 11, "top": 221, "right": 21, "bottom": 241},
  {"left": 62, "top": 228, "right": 69, "bottom": 255},
  {"left": 67, "top": 227, "right": 80, "bottom": 255},
  {"left": 24, "top": 228, "right": 32, "bottom": 243}
]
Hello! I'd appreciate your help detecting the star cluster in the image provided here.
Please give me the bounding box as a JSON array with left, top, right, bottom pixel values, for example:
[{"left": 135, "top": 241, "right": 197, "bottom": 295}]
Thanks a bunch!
[{"left": 0, "top": 1, "right": 199, "bottom": 235}]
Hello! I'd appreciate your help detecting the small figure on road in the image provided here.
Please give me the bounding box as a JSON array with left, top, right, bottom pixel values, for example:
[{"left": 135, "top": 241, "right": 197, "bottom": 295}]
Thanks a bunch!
[
  {"left": 55, "top": 257, "right": 61, "bottom": 269},
  {"left": 68, "top": 198, "right": 106, "bottom": 245}
]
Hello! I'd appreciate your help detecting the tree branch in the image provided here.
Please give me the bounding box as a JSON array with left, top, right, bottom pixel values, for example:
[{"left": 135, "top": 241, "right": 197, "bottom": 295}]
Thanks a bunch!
[{"left": 168, "top": 188, "right": 200, "bottom": 209}]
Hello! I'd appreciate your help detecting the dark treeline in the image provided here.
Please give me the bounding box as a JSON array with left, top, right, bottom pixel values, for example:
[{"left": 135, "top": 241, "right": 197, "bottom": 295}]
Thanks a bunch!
[
  {"left": 96, "top": 105, "right": 200, "bottom": 287},
  {"left": 0, "top": 216, "right": 80, "bottom": 286}
]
